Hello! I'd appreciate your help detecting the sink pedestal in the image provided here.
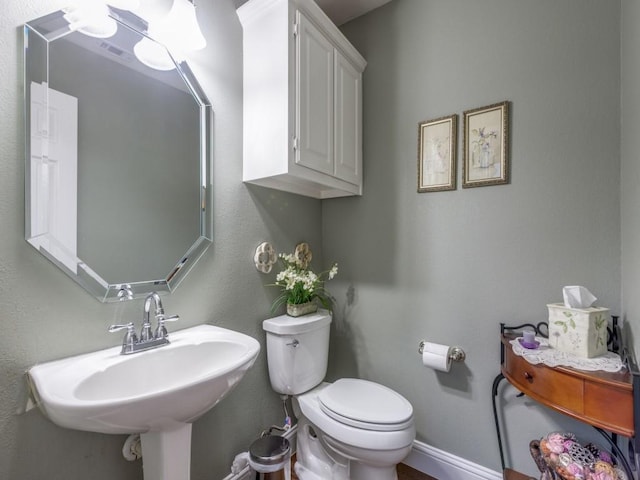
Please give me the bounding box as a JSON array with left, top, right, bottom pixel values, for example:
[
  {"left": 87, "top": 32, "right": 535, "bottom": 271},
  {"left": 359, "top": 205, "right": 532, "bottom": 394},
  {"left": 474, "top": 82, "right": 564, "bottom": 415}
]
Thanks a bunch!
[{"left": 141, "top": 424, "right": 192, "bottom": 480}]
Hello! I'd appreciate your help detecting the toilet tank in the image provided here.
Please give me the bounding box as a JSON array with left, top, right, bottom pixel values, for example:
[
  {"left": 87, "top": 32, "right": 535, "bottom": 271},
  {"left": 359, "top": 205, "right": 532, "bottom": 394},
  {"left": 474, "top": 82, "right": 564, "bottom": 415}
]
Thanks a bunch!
[{"left": 262, "top": 310, "right": 331, "bottom": 395}]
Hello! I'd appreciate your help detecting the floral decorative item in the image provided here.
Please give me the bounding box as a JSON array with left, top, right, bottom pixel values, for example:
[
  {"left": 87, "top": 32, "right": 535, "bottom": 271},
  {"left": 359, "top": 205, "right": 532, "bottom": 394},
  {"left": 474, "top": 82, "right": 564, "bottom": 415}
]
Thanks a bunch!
[
  {"left": 270, "top": 243, "right": 338, "bottom": 317},
  {"left": 535, "top": 432, "right": 625, "bottom": 480},
  {"left": 471, "top": 127, "right": 497, "bottom": 168},
  {"left": 547, "top": 303, "right": 609, "bottom": 358},
  {"left": 462, "top": 101, "right": 510, "bottom": 188}
]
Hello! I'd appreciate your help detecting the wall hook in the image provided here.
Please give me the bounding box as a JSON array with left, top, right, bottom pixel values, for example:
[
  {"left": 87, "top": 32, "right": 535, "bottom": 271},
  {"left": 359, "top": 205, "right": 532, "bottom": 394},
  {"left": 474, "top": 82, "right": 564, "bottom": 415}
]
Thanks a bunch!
[{"left": 254, "top": 242, "right": 277, "bottom": 274}]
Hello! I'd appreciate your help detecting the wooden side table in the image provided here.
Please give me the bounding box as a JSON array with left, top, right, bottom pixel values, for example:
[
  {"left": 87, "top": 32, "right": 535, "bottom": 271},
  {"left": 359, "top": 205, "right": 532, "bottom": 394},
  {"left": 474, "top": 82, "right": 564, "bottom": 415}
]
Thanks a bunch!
[{"left": 492, "top": 321, "right": 640, "bottom": 479}]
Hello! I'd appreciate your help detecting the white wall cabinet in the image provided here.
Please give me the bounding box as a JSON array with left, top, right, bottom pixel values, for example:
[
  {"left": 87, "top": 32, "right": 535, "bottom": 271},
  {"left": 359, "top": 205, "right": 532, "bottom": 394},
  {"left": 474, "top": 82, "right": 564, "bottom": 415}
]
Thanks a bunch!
[{"left": 238, "top": 0, "right": 366, "bottom": 199}]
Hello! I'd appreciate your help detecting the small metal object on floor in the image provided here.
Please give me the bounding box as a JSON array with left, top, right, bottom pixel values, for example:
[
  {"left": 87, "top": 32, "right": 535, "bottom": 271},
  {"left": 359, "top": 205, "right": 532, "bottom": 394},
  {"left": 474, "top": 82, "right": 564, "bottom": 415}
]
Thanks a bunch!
[{"left": 249, "top": 436, "right": 291, "bottom": 480}]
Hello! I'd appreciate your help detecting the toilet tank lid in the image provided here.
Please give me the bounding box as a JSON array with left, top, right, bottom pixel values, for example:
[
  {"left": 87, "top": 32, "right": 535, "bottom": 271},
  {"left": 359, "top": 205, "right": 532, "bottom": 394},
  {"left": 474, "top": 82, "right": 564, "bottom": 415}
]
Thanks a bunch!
[{"left": 263, "top": 310, "right": 332, "bottom": 335}]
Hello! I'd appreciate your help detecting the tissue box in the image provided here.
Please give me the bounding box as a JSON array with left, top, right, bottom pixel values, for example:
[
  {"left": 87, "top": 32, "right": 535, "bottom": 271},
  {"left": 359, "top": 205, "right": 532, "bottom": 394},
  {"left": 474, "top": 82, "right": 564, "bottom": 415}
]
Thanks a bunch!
[{"left": 547, "top": 303, "right": 609, "bottom": 358}]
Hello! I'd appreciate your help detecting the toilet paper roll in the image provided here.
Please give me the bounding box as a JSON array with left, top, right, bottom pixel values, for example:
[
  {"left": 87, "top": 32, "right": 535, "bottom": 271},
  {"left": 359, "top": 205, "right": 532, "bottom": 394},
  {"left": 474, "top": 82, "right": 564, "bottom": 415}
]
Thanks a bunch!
[{"left": 421, "top": 342, "right": 452, "bottom": 372}]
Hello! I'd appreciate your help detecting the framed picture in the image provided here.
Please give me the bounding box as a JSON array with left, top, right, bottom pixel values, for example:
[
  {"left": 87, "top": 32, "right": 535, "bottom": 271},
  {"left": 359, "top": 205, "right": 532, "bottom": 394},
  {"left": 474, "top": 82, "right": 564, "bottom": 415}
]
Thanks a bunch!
[
  {"left": 462, "top": 101, "right": 510, "bottom": 188},
  {"left": 417, "top": 114, "right": 457, "bottom": 192}
]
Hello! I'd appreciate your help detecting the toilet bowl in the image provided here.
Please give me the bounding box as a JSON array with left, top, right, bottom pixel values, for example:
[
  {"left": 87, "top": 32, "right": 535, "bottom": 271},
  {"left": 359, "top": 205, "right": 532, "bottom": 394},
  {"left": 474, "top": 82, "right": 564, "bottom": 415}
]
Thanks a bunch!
[
  {"left": 295, "top": 381, "right": 415, "bottom": 480},
  {"left": 262, "top": 311, "right": 416, "bottom": 480}
]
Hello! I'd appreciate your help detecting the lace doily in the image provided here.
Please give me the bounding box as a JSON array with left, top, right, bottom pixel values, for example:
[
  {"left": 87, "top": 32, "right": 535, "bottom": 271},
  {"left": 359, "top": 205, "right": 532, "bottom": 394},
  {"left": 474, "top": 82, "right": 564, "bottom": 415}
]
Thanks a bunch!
[{"left": 509, "top": 338, "right": 625, "bottom": 372}]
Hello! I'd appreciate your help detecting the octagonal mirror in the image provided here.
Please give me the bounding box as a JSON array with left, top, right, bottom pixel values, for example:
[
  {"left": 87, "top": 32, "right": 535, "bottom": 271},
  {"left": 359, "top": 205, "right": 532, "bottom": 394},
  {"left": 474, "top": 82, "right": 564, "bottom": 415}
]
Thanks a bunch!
[{"left": 24, "top": 8, "right": 212, "bottom": 302}]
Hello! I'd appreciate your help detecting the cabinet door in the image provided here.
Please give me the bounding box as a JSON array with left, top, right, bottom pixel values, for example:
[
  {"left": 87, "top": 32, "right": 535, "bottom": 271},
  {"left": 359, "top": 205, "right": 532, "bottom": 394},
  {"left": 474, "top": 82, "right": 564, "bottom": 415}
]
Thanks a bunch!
[
  {"left": 295, "top": 12, "right": 334, "bottom": 175},
  {"left": 334, "top": 51, "right": 362, "bottom": 185}
]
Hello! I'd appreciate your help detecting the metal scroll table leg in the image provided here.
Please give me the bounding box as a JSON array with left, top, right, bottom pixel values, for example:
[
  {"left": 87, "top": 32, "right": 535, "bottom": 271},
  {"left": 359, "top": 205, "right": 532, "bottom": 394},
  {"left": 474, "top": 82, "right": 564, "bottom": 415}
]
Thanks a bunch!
[
  {"left": 492, "top": 373, "right": 507, "bottom": 471},
  {"left": 594, "top": 427, "right": 634, "bottom": 480}
]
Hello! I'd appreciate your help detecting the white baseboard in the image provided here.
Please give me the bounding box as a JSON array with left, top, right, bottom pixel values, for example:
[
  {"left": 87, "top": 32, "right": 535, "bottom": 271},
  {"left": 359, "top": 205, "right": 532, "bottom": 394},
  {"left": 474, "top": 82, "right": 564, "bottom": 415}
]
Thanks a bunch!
[{"left": 403, "top": 440, "right": 502, "bottom": 480}]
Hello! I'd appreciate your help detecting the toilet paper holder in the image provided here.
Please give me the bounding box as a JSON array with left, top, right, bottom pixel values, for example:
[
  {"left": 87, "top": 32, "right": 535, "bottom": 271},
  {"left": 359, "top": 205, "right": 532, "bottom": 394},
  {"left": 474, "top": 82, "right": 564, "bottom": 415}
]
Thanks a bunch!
[{"left": 418, "top": 341, "right": 466, "bottom": 363}]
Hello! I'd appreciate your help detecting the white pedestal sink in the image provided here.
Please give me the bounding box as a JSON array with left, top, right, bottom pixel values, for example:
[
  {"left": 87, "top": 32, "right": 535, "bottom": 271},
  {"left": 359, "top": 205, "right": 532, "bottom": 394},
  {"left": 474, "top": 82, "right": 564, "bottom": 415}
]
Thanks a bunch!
[{"left": 27, "top": 324, "right": 260, "bottom": 480}]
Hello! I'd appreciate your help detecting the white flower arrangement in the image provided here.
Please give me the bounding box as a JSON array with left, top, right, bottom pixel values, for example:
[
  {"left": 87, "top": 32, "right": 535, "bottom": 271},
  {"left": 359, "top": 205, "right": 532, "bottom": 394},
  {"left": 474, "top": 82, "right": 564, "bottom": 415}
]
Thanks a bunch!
[{"left": 270, "top": 247, "right": 338, "bottom": 313}]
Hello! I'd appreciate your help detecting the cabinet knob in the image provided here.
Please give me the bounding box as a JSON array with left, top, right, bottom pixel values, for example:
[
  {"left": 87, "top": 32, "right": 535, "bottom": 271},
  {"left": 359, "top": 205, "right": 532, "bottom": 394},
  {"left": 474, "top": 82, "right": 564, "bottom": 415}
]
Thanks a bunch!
[{"left": 524, "top": 371, "right": 533, "bottom": 381}]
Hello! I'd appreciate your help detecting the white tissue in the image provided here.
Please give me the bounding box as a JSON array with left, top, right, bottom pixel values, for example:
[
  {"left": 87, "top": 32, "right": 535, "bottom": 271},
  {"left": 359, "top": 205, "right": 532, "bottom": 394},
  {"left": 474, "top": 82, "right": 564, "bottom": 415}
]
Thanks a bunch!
[
  {"left": 421, "top": 342, "right": 452, "bottom": 372},
  {"left": 562, "top": 286, "right": 597, "bottom": 308}
]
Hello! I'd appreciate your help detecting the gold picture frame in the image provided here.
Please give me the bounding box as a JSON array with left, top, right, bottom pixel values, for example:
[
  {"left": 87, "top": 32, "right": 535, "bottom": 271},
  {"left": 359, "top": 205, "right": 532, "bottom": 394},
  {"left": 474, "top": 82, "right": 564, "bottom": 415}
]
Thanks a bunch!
[
  {"left": 462, "top": 101, "right": 510, "bottom": 188},
  {"left": 417, "top": 114, "right": 457, "bottom": 192}
]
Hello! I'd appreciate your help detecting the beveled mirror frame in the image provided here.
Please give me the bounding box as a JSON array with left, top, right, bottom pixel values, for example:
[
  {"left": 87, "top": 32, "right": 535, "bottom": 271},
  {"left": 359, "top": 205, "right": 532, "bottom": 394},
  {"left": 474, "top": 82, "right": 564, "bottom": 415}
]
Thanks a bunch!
[{"left": 24, "top": 8, "right": 213, "bottom": 302}]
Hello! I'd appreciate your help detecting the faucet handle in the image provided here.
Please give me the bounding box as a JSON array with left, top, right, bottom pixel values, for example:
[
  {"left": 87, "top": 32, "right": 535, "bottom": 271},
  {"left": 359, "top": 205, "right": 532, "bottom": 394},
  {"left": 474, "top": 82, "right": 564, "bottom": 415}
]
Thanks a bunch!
[
  {"left": 108, "top": 323, "right": 138, "bottom": 352},
  {"left": 155, "top": 314, "right": 180, "bottom": 340},
  {"left": 108, "top": 322, "right": 135, "bottom": 334}
]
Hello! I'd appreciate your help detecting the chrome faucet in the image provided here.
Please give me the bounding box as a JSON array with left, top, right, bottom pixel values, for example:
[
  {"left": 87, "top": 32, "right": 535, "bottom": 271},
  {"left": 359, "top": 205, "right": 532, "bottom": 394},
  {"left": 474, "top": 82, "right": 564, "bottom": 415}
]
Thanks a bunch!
[
  {"left": 109, "top": 292, "right": 180, "bottom": 355},
  {"left": 142, "top": 292, "right": 163, "bottom": 341}
]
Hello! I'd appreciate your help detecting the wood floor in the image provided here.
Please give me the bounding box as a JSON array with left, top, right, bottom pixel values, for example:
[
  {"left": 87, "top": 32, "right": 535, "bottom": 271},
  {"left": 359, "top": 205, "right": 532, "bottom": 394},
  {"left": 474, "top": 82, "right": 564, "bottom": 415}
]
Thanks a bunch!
[
  {"left": 271, "top": 458, "right": 437, "bottom": 480},
  {"left": 397, "top": 463, "right": 438, "bottom": 480}
]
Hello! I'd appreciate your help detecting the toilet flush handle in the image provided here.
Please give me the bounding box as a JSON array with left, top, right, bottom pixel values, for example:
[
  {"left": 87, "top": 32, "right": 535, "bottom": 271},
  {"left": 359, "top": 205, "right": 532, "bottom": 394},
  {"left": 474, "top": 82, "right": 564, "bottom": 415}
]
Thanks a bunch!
[{"left": 286, "top": 339, "right": 299, "bottom": 348}]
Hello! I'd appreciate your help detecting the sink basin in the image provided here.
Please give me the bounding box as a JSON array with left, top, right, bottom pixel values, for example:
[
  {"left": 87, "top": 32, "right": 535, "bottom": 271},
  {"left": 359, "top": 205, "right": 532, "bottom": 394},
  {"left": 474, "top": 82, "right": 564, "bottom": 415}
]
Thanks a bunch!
[
  {"left": 27, "top": 324, "right": 260, "bottom": 480},
  {"left": 28, "top": 324, "right": 260, "bottom": 434}
]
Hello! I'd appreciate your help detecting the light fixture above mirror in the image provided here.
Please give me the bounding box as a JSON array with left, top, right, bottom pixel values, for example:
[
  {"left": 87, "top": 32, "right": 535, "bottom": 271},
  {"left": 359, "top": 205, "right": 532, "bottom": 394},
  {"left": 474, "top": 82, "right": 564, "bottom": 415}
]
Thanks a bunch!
[
  {"left": 62, "top": 3, "right": 118, "bottom": 38},
  {"left": 150, "top": 0, "right": 207, "bottom": 52},
  {"left": 60, "top": 0, "right": 207, "bottom": 71}
]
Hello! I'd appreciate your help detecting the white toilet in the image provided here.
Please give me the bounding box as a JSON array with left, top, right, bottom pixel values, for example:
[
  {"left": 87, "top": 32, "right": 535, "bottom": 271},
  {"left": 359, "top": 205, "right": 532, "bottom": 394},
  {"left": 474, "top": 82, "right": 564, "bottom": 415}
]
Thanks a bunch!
[{"left": 263, "top": 310, "right": 415, "bottom": 480}]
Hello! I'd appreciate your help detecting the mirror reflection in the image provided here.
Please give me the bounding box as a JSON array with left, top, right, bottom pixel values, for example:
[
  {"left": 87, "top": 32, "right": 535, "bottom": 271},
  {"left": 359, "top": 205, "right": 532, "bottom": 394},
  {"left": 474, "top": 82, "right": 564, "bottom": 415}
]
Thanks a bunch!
[{"left": 24, "top": 7, "right": 213, "bottom": 302}]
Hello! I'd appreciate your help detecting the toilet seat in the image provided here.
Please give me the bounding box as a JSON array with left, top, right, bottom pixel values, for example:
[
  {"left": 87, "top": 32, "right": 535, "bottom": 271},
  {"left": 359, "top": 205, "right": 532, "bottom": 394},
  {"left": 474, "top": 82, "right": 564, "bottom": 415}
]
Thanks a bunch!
[
  {"left": 296, "top": 382, "right": 416, "bottom": 452},
  {"left": 318, "top": 379, "right": 414, "bottom": 432}
]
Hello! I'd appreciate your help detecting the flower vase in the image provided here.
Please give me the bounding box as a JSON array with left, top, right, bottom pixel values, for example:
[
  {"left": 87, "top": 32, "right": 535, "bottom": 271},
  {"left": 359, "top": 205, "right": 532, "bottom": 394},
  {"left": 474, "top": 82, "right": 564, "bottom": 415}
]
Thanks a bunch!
[
  {"left": 286, "top": 301, "right": 318, "bottom": 317},
  {"left": 479, "top": 146, "right": 493, "bottom": 168}
]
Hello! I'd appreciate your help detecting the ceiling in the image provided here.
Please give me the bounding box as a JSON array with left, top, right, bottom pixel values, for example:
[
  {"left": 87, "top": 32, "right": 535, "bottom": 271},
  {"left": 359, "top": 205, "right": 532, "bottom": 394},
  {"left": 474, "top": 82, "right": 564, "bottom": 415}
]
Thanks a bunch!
[{"left": 233, "top": 0, "right": 393, "bottom": 26}]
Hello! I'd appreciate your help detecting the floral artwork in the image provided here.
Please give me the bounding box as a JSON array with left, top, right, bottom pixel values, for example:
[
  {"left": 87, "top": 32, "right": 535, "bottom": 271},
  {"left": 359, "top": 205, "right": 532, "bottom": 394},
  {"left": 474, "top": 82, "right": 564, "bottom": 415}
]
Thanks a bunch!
[
  {"left": 417, "top": 114, "right": 457, "bottom": 192},
  {"left": 471, "top": 127, "right": 498, "bottom": 168},
  {"left": 593, "top": 314, "right": 608, "bottom": 350},
  {"left": 462, "top": 101, "right": 510, "bottom": 188}
]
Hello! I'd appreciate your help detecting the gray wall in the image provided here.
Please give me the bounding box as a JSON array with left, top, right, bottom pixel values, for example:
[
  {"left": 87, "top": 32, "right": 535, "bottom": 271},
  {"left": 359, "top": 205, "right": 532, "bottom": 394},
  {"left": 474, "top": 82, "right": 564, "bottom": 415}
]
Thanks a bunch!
[
  {"left": 622, "top": 3, "right": 640, "bottom": 351},
  {"left": 325, "top": 0, "right": 622, "bottom": 475},
  {"left": 1, "top": 1, "right": 323, "bottom": 479}
]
